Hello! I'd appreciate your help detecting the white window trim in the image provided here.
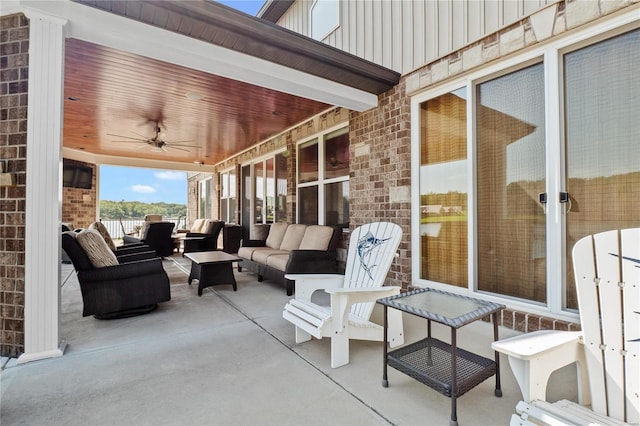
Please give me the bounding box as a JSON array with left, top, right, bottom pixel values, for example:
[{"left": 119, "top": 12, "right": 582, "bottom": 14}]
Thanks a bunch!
[{"left": 410, "top": 10, "right": 639, "bottom": 322}]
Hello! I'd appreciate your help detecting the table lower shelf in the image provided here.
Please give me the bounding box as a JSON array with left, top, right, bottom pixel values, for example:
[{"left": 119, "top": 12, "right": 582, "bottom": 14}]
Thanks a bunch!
[{"left": 387, "top": 336, "right": 496, "bottom": 398}]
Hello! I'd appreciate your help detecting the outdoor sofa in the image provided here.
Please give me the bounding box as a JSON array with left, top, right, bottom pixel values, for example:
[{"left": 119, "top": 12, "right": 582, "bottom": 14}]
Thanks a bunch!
[{"left": 237, "top": 222, "right": 341, "bottom": 295}]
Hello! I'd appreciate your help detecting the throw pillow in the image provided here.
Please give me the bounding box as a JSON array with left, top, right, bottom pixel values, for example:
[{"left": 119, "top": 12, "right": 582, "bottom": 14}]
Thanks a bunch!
[
  {"left": 76, "top": 229, "right": 119, "bottom": 268},
  {"left": 89, "top": 221, "right": 117, "bottom": 251}
]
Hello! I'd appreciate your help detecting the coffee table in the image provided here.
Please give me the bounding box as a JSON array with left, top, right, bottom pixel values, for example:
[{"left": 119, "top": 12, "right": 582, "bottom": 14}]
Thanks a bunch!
[{"left": 184, "top": 251, "right": 242, "bottom": 296}]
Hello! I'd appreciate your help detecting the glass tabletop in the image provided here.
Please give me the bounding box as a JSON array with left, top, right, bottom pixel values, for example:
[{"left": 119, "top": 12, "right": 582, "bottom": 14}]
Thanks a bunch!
[{"left": 377, "top": 288, "right": 505, "bottom": 328}]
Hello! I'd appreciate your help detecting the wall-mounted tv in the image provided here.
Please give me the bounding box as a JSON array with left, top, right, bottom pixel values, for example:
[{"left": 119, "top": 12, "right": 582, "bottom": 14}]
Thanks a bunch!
[{"left": 62, "top": 160, "right": 93, "bottom": 189}]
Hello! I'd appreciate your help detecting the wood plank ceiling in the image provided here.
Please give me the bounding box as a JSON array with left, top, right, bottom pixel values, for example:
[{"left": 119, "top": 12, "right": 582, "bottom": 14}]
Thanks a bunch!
[{"left": 63, "top": 38, "right": 331, "bottom": 166}]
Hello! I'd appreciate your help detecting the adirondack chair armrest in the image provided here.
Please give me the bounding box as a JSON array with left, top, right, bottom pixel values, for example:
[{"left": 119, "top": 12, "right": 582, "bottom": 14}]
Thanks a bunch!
[
  {"left": 285, "top": 273, "right": 345, "bottom": 303},
  {"left": 492, "top": 330, "right": 589, "bottom": 404},
  {"left": 327, "top": 286, "right": 402, "bottom": 329}
]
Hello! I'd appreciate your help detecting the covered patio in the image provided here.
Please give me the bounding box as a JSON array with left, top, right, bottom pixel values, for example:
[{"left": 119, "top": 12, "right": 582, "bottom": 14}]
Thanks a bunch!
[{"left": 0, "top": 254, "right": 580, "bottom": 425}]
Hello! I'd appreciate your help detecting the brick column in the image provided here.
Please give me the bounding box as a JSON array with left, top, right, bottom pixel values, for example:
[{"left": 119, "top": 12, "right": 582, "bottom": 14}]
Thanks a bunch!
[{"left": 0, "top": 13, "right": 28, "bottom": 358}]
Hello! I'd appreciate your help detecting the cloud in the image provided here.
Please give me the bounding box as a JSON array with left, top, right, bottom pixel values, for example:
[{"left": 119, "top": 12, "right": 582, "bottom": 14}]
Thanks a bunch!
[
  {"left": 154, "top": 171, "right": 186, "bottom": 180},
  {"left": 131, "top": 185, "right": 156, "bottom": 194}
]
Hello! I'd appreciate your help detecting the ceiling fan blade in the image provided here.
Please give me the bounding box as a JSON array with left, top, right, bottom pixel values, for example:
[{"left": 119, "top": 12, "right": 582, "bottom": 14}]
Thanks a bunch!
[
  {"left": 167, "top": 142, "right": 199, "bottom": 148},
  {"left": 166, "top": 145, "right": 190, "bottom": 152},
  {"left": 165, "top": 139, "right": 195, "bottom": 144},
  {"left": 107, "top": 134, "right": 148, "bottom": 142},
  {"left": 111, "top": 140, "right": 148, "bottom": 144}
]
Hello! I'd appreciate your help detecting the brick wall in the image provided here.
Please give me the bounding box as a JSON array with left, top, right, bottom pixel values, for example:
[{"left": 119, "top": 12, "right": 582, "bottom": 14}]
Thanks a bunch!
[
  {"left": 0, "top": 13, "right": 28, "bottom": 357},
  {"left": 349, "top": 83, "right": 412, "bottom": 288},
  {"left": 61, "top": 159, "right": 97, "bottom": 229}
]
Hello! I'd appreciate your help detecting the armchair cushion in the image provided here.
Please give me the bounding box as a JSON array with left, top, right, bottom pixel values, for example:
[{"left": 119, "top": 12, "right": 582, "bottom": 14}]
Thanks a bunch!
[
  {"left": 189, "top": 219, "right": 207, "bottom": 233},
  {"left": 76, "top": 229, "right": 119, "bottom": 268}
]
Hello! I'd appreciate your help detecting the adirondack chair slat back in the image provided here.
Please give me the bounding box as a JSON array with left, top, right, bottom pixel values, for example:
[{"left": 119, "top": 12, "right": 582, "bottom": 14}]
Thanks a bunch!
[
  {"left": 344, "top": 222, "right": 402, "bottom": 320},
  {"left": 572, "top": 228, "right": 640, "bottom": 424}
]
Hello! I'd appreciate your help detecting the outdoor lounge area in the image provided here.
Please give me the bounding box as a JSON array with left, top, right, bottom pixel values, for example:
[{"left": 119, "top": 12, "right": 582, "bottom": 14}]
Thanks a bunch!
[{"left": 0, "top": 252, "right": 582, "bottom": 425}]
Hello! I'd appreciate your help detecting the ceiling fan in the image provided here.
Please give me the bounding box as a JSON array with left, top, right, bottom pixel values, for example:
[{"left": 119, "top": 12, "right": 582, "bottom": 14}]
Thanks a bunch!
[{"left": 108, "top": 123, "right": 198, "bottom": 153}]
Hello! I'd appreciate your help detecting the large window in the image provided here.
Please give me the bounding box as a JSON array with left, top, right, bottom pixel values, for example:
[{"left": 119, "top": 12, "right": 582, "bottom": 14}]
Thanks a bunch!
[
  {"left": 563, "top": 28, "right": 640, "bottom": 309},
  {"left": 199, "top": 178, "right": 211, "bottom": 219},
  {"left": 220, "top": 168, "right": 236, "bottom": 223},
  {"left": 297, "top": 126, "right": 349, "bottom": 226},
  {"left": 412, "top": 22, "right": 639, "bottom": 318},
  {"left": 476, "top": 63, "right": 546, "bottom": 302},
  {"left": 241, "top": 153, "right": 287, "bottom": 226}
]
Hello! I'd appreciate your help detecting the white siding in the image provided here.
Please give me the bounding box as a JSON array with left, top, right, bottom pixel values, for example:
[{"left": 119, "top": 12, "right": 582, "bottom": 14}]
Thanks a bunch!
[{"left": 277, "top": 0, "right": 553, "bottom": 74}]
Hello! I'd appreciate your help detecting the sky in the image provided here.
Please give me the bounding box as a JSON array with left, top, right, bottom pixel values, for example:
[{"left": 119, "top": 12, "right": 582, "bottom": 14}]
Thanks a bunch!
[
  {"left": 99, "top": 1, "right": 263, "bottom": 206},
  {"left": 216, "top": 0, "right": 265, "bottom": 15},
  {"left": 100, "top": 166, "right": 187, "bottom": 204}
]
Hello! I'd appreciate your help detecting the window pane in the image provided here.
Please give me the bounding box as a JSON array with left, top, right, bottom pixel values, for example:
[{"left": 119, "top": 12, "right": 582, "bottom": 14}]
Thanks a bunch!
[
  {"left": 229, "top": 169, "right": 236, "bottom": 197},
  {"left": 199, "top": 179, "right": 211, "bottom": 219},
  {"left": 266, "top": 158, "right": 275, "bottom": 223},
  {"left": 476, "top": 63, "right": 546, "bottom": 302},
  {"left": 299, "top": 186, "right": 318, "bottom": 225},
  {"left": 299, "top": 140, "right": 318, "bottom": 183},
  {"left": 220, "top": 199, "right": 228, "bottom": 222},
  {"left": 311, "top": 0, "right": 338, "bottom": 40},
  {"left": 564, "top": 29, "right": 640, "bottom": 309},
  {"left": 241, "top": 165, "right": 251, "bottom": 240},
  {"left": 419, "top": 88, "right": 468, "bottom": 287},
  {"left": 254, "top": 162, "right": 264, "bottom": 223},
  {"left": 325, "top": 181, "right": 349, "bottom": 227},
  {"left": 228, "top": 198, "right": 236, "bottom": 224},
  {"left": 276, "top": 153, "right": 287, "bottom": 222},
  {"left": 221, "top": 172, "right": 229, "bottom": 198},
  {"left": 324, "top": 128, "right": 349, "bottom": 179}
]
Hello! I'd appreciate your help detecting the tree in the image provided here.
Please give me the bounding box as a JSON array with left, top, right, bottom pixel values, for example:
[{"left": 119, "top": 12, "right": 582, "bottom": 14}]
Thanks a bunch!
[{"left": 100, "top": 200, "right": 187, "bottom": 219}]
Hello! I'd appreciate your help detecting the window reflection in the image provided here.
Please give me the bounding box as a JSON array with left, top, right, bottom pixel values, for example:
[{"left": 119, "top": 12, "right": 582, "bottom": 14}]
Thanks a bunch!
[
  {"left": 325, "top": 128, "right": 349, "bottom": 180},
  {"left": 299, "top": 140, "right": 318, "bottom": 184},
  {"left": 419, "top": 88, "right": 468, "bottom": 287}
]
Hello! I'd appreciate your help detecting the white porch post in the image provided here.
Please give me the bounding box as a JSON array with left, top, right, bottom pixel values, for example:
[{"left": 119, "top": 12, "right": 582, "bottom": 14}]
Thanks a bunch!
[{"left": 17, "top": 12, "right": 68, "bottom": 364}]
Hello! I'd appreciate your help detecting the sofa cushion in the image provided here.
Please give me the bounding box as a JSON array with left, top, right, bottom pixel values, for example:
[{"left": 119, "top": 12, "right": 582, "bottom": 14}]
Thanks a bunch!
[
  {"left": 252, "top": 249, "right": 289, "bottom": 265},
  {"left": 265, "top": 223, "right": 289, "bottom": 249},
  {"left": 238, "top": 246, "right": 261, "bottom": 260},
  {"left": 299, "top": 225, "right": 334, "bottom": 250},
  {"left": 279, "top": 224, "right": 307, "bottom": 251},
  {"left": 76, "top": 229, "right": 119, "bottom": 268},
  {"left": 89, "top": 221, "right": 116, "bottom": 251},
  {"left": 265, "top": 254, "right": 290, "bottom": 272}
]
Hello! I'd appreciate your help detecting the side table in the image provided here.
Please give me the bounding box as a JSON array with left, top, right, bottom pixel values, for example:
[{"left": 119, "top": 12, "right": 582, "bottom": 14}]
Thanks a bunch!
[{"left": 377, "top": 288, "right": 505, "bottom": 426}]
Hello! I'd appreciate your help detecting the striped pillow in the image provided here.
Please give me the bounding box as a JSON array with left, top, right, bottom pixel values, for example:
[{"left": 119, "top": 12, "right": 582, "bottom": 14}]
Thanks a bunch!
[{"left": 76, "top": 229, "right": 119, "bottom": 268}]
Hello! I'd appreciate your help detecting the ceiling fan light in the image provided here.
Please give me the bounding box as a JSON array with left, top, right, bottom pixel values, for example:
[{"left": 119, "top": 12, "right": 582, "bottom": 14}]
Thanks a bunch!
[{"left": 150, "top": 147, "right": 164, "bottom": 153}]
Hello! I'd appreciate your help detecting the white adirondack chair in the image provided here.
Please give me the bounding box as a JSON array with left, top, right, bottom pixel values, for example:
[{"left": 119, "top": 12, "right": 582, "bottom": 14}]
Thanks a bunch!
[
  {"left": 493, "top": 228, "right": 640, "bottom": 425},
  {"left": 282, "top": 222, "right": 404, "bottom": 368}
]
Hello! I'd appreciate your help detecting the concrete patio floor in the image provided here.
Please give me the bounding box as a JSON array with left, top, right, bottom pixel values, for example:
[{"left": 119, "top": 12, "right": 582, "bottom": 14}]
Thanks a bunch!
[{"left": 0, "top": 255, "right": 579, "bottom": 425}]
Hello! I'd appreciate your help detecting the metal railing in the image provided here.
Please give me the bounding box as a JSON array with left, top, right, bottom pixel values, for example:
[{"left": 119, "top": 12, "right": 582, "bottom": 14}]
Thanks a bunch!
[{"left": 101, "top": 217, "right": 186, "bottom": 239}]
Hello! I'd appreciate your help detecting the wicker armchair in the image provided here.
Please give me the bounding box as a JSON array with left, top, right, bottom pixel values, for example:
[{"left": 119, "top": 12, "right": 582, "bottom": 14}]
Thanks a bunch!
[
  {"left": 122, "top": 221, "right": 176, "bottom": 257},
  {"left": 62, "top": 231, "right": 171, "bottom": 319}
]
